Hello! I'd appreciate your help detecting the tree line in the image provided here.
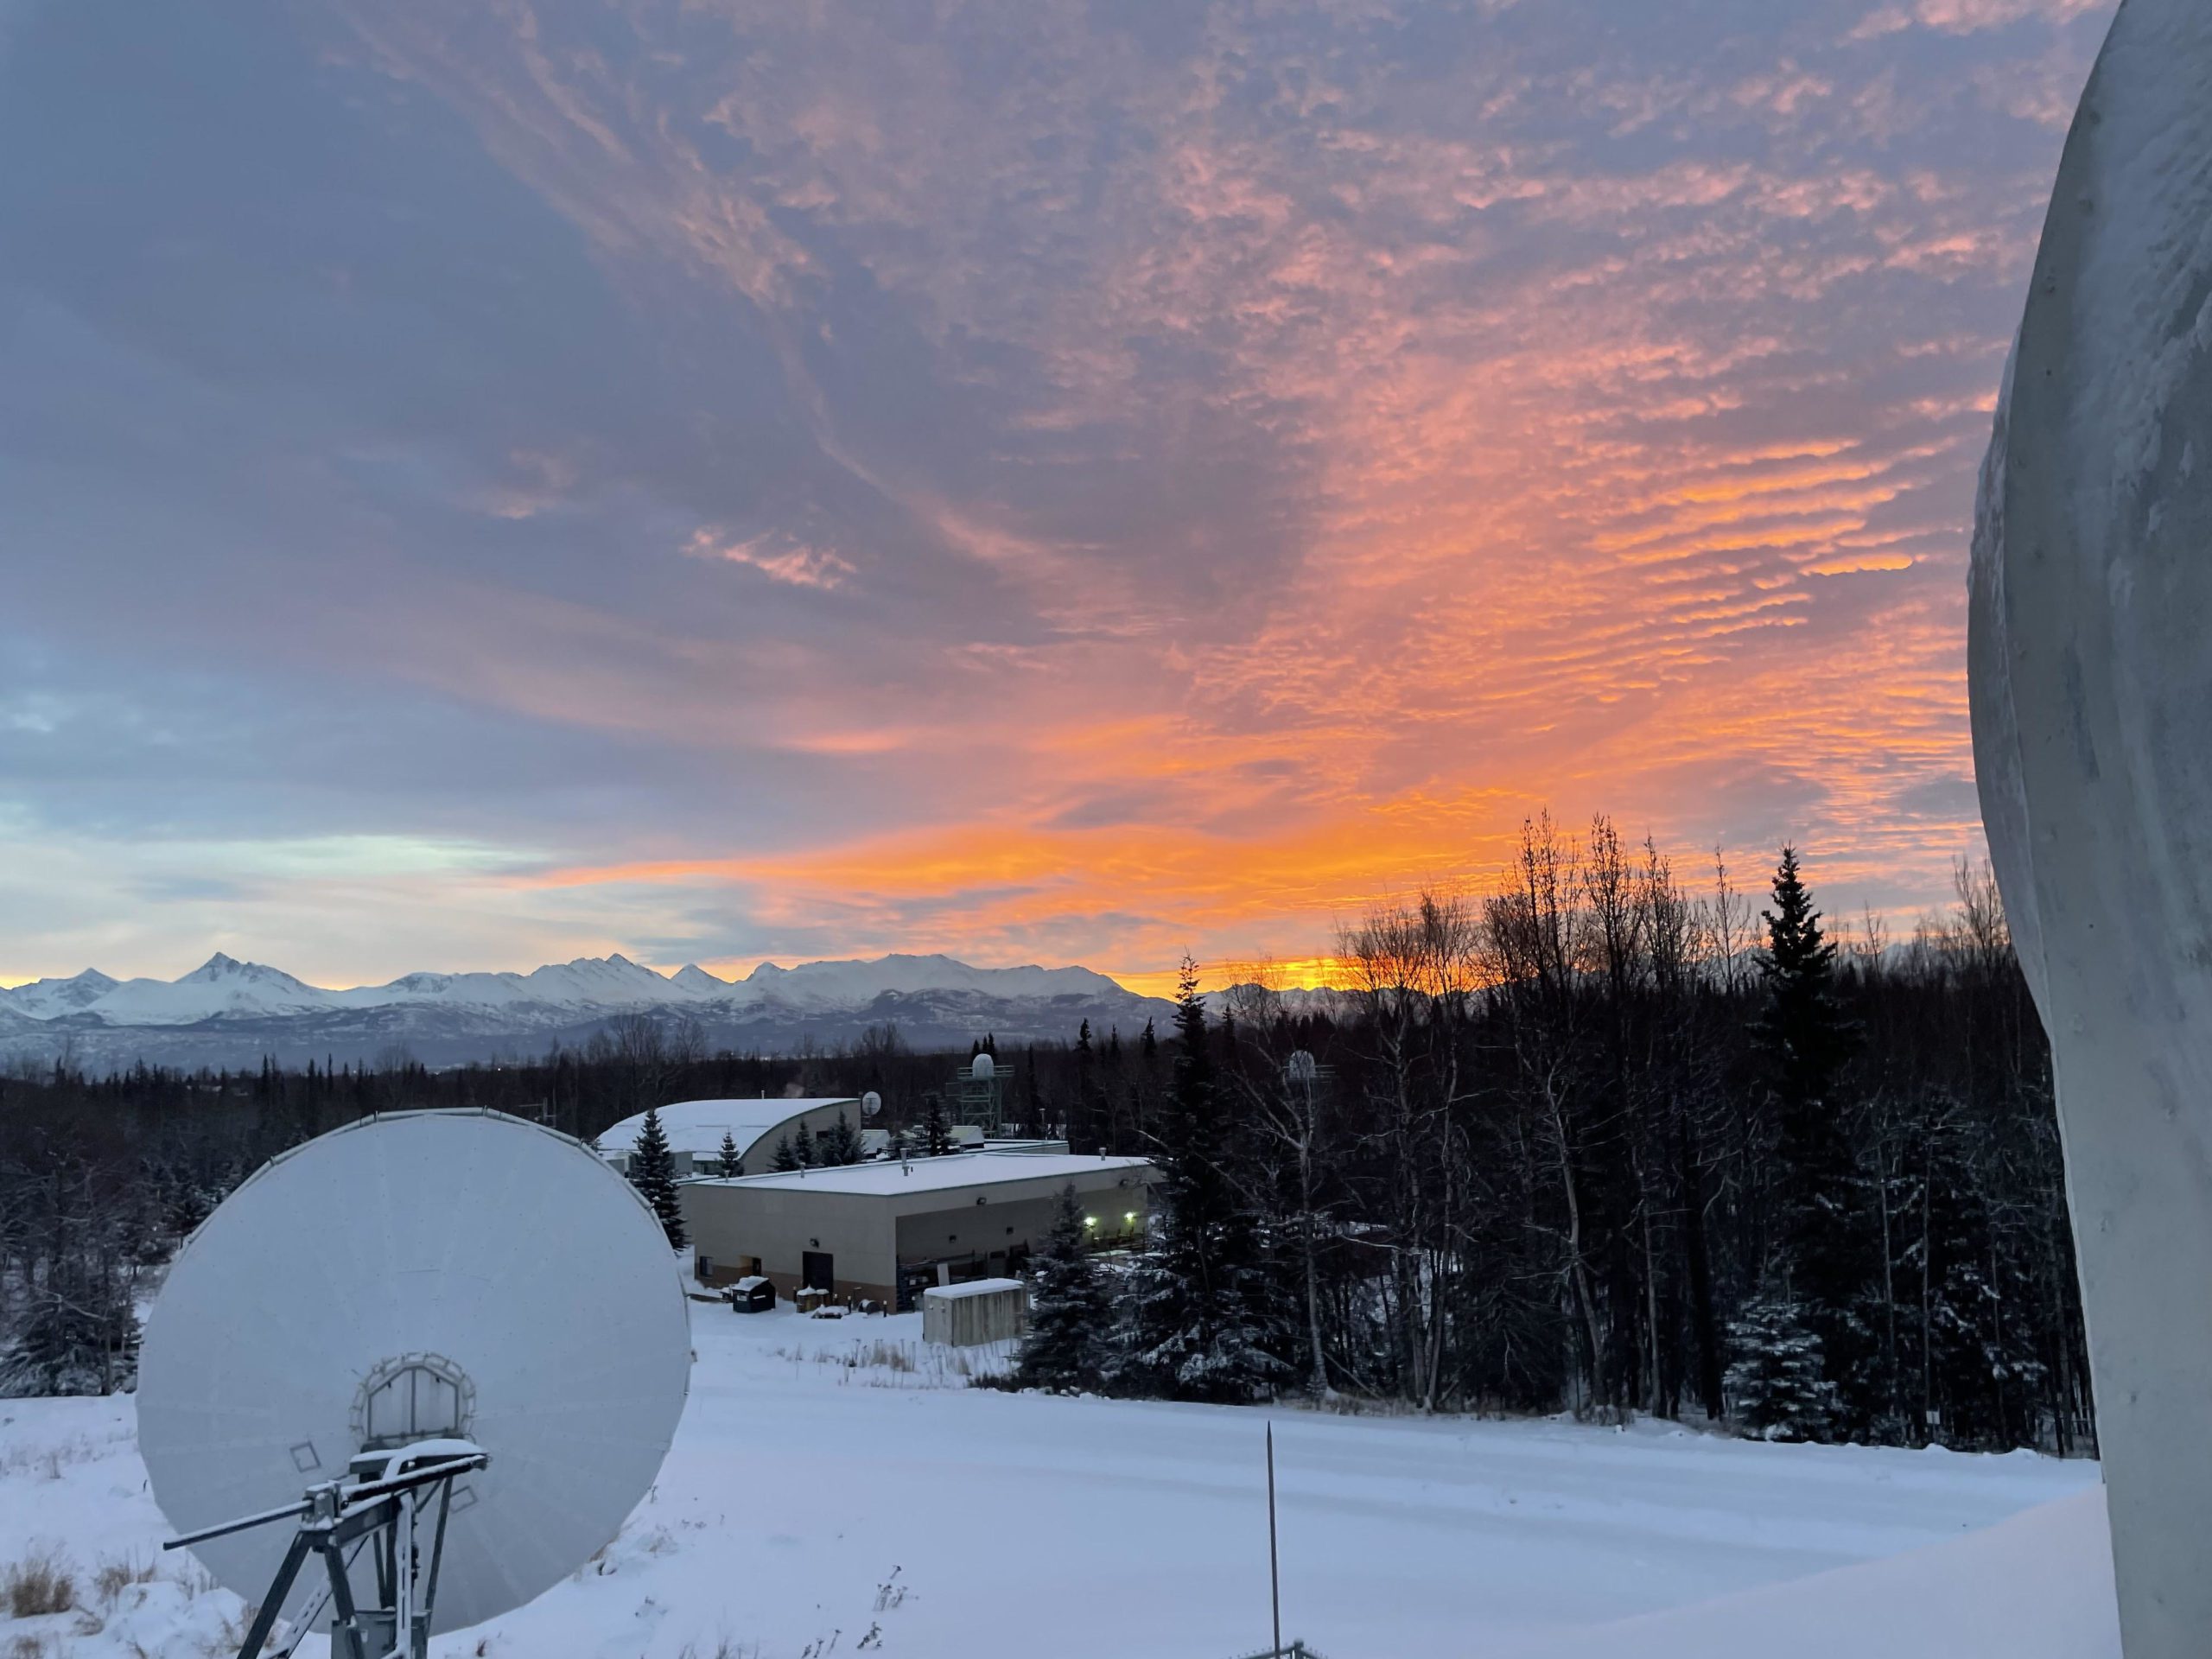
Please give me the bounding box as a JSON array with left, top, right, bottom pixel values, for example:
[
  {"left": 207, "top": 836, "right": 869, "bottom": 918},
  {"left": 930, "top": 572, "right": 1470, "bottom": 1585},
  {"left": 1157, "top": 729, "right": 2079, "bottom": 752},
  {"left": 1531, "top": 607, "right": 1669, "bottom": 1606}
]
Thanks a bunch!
[
  {"left": 1023, "top": 818, "right": 2089, "bottom": 1454},
  {"left": 1, "top": 815, "right": 2089, "bottom": 1455}
]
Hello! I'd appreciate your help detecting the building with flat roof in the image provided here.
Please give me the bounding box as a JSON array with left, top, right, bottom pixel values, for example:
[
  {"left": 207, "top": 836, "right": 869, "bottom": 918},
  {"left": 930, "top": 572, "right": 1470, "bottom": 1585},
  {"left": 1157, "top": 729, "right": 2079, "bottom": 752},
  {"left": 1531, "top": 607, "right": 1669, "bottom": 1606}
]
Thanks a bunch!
[
  {"left": 596, "top": 1097, "right": 863, "bottom": 1179},
  {"left": 681, "top": 1152, "right": 1155, "bottom": 1310}
]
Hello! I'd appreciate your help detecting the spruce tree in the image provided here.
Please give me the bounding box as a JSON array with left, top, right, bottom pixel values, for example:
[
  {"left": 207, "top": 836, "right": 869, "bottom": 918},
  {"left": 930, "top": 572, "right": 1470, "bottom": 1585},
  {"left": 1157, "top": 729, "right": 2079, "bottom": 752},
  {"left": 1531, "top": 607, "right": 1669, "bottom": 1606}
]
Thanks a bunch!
[
  {"left": 1726, "top": 1293, "right": 1841, "bottom": 1441},
  {"left": 921, "top": 1092, "right": 953, "bottom": 1156},
  {"left": 1754, "top": 845, "right": 1869, "bottom": 1414},
  {"left": 1016, "top": 1185, "right": 1114, "bottom": 1394},
  {"left": 1071, "top": 1020, "right": 1097, "bottom": 1152},
  {"left": 823, "top": 1110, "right": 863, "bottom": 1165},
  {"left": 793, "top": 1122, "right": 817, "bottom": 1168},
  {"left": 1121, "top": 957, "right": 1287, "bottom": 1403},
  {"left": 1101, "top": 1027, "right": 1125, "bottom": 1150},
  {"left": 163, "top": 1168, "right": 211, "bottom": 1243},
  {"left": 771, "top": 1134, "right": 801, "bottom": 1173},
  {"left": 717, "top": 1130, "right": 742, "bottom": 1178},
  {"left": 628, "top": 1104, "right": 688, "bottom": 1249},
  {"left": 1759, "top": 846, "right": 1851, "bottom": 1141}
]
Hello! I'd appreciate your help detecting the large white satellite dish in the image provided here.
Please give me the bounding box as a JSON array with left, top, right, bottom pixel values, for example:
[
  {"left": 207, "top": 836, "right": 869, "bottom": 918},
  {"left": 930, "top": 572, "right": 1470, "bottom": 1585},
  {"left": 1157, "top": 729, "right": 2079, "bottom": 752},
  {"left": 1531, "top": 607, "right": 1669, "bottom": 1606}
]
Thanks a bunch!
[
  {"left": 1967, "top": 3, "right": 2212, "bottom": 1646},
  {"left": 138, "top": 1109, "right": 691, "bottom": 1656}
]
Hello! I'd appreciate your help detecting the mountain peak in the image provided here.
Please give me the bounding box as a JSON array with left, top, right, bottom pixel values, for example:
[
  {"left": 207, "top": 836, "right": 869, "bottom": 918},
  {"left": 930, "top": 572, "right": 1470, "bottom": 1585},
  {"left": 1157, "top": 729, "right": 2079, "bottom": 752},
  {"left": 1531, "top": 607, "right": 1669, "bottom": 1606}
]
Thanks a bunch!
[
  {"left": 0, "top": 950, "right": 1174, "bottom": 1059},
  {"left": 554, "top": 953, "right": 658, "bottom": 976},
  {"left": 183, "top": 951, "right": 303, "bottom": 985},
  {"left": 0, "top": 968, "right": 123, "bottom": 1020}
]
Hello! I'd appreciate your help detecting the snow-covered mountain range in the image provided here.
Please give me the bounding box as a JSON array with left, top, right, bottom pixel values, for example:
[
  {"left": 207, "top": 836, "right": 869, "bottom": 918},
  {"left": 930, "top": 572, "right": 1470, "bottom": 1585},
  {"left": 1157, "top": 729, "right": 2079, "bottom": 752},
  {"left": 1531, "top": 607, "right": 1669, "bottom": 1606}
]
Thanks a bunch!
[{"left": 0, "top": 951, "right": 1189, "bottom": 1069}]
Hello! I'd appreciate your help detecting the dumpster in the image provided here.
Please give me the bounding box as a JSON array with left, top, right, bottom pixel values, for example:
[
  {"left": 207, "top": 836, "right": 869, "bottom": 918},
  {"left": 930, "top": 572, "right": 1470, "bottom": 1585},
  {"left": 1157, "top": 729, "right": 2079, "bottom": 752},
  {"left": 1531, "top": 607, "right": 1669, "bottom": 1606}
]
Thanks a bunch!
[{"left": 730, "top": 1274, "right": 776, "bottom": 1313}]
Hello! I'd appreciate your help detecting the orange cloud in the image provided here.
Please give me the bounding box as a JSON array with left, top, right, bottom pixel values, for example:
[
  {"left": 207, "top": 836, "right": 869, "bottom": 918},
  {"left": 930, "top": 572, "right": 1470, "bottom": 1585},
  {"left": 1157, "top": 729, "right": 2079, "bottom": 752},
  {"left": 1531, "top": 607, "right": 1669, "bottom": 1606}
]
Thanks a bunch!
[{"left": 288, "top": 0, "right": 2082, "bottom": 982}]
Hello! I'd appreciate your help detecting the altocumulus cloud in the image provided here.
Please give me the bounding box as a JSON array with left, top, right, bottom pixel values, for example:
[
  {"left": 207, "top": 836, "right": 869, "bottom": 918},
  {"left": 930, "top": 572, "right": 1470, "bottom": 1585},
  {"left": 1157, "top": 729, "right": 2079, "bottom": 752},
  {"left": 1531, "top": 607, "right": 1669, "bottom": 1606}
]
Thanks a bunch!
[{"left": 0, "top": 0, "right": 2112, "bottom": 985}]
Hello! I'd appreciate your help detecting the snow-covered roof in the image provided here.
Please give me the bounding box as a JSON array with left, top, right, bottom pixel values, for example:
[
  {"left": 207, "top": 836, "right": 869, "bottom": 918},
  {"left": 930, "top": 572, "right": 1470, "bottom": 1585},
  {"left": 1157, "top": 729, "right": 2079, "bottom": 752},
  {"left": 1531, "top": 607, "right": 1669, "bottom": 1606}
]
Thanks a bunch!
[
  {"left": 696, "top": 1152, "right": 1154, "bottom": 1198},
  {"left": 597, "top": 1098, "right": 860, "bottom": 1161},
  {"left": 923, "top": 1278, "right": 1027, "bottom": 1301}
]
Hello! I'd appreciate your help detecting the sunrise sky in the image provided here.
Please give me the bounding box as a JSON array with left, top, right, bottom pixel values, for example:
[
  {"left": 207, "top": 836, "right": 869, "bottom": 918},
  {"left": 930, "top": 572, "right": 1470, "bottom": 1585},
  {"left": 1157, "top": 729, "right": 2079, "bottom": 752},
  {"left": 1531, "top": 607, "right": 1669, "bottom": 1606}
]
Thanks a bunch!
[{"left": 0, "top": 0, "right": 2112, "bottom": 991}]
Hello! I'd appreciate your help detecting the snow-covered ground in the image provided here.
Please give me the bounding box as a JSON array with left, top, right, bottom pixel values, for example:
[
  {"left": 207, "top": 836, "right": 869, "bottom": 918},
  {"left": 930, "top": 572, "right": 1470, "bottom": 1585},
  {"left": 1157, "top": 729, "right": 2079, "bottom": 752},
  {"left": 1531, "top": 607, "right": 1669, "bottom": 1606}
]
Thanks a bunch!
[{"left": 0, "top": 1307, "right": 2115, "bottom": 1658}]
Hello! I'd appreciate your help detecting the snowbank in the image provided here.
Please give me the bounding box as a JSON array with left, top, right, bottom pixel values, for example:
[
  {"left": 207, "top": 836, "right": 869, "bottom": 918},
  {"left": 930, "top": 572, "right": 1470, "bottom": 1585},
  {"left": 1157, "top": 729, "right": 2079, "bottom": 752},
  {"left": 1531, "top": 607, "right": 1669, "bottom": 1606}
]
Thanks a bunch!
[
  {"left": 0, "top": 1311, "right": 2110, "bottom": 1657},
  {"left": 1502, "top": 1486, "right": 2117, "bottom": 1659}
]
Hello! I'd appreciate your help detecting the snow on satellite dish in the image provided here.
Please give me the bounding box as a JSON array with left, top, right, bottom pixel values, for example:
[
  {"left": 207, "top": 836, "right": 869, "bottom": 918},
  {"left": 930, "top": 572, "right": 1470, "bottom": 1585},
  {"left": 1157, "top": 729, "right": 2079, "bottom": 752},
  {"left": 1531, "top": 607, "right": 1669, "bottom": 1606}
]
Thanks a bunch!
[
  {"left": 137, "top": 1110, "right": 690, "bottom": 1655},
  {"left": 861, "top": 1090, "right": 882, "bottom": 1118},
  {"left": 970, "top": 1051, "right": 995, "bottom": 1080}
]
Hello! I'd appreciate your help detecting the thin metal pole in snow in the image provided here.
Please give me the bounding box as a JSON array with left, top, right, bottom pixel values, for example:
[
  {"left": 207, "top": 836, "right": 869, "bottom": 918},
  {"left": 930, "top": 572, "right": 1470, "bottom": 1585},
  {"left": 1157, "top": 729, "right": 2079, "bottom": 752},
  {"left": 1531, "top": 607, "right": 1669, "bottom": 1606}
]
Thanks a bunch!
[{"left": 1267, "top": 1421, "right": 1281, "bottom": 1656}]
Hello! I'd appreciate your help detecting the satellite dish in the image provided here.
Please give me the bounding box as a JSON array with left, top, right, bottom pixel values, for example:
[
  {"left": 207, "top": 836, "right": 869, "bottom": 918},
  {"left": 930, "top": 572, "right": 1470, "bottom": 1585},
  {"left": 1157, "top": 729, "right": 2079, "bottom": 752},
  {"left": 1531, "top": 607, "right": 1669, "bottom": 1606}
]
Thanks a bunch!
[
  {"left": 139, "top": 1110, "right": 690, "bottom": 1651},
  {"left": 861, "top": 1090, "right": 882, "bottom": 1118},
  {"left": 1967, "top": 3, "right": 2212, "bottom": 1638},
  {"left": 970, "top": 1051, "right": 995, "bottom": 1081}
]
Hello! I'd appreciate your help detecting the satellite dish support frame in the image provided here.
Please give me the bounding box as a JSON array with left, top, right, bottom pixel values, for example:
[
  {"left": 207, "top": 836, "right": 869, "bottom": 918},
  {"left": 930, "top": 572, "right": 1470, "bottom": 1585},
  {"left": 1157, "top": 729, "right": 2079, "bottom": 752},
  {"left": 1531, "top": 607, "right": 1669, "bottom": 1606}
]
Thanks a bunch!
[{"left": 165, "top": 1440, "right": 488, "bottom": 1659}]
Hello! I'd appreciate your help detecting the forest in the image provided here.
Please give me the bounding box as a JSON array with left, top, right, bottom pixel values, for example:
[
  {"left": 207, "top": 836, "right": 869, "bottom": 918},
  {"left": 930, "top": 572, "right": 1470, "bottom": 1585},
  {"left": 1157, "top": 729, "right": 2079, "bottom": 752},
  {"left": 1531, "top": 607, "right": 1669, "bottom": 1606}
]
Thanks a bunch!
[{"left": 0, "top": 816, "right": 2088, "bottom": 1455}]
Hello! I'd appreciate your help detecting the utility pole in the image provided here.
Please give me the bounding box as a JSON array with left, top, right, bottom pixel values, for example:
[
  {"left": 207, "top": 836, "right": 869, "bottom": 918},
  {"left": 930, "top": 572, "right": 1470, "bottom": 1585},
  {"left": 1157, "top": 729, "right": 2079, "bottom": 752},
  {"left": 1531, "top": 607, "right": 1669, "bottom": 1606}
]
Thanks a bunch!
[{"left": 1267, "top": 1421, "right": 1281, "bottom": 1656}]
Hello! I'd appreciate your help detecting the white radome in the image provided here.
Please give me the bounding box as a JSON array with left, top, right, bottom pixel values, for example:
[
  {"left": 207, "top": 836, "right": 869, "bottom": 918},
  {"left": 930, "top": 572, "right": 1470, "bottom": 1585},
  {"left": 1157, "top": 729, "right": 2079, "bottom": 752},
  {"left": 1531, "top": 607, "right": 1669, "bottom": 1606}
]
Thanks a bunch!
[
  {"left": 1970, "top": 2, "right": 2212, "bottom": 1654},
  {"left": 137, "top": 1110, "right": 692, "bottom": 1636}
]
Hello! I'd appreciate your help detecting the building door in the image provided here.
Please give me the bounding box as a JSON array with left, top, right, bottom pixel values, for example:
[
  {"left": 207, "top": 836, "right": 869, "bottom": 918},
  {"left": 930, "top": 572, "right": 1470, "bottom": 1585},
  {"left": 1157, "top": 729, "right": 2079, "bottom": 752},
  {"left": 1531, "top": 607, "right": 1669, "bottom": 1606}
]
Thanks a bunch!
[{"left": 802, "top": 1250, "right": 835, "bottom": 1293}]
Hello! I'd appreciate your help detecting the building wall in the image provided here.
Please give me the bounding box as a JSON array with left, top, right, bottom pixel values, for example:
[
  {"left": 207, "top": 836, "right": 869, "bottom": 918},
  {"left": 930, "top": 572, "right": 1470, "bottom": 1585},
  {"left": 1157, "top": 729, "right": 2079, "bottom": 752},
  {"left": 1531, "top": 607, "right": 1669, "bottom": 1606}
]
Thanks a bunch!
[
  {"left": 682, "top": 1183, "right": 900, "bottom": 1303},
  {"left": 681, "top": 1162, "right": 1154, "bottom": 1309},
  {"left": 892, "top": 1180, "right": 1147, "bottom": 1274}
]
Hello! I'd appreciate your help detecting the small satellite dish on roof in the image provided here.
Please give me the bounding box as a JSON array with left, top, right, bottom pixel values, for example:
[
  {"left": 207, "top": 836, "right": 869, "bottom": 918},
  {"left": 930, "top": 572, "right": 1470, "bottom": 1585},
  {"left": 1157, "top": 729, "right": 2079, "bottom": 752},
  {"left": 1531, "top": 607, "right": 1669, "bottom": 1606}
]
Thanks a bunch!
[
  {"left": 861, "top": 1090, "right": 882, "bottom": 1118},
  {"left": 138, "top": 1110, "right": 690, "bottom": 1657},
  {"left": 970, "top": 1051, "right": 995, "bottom": 1081}
]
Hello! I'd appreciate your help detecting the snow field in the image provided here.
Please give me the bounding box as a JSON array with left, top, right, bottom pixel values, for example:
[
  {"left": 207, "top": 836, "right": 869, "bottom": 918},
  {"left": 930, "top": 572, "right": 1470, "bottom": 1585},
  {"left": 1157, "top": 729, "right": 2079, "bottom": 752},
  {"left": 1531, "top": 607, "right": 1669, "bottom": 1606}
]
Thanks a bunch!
[{"left": 0, "top": 1307, "right": 2109, "bottom": 1658}]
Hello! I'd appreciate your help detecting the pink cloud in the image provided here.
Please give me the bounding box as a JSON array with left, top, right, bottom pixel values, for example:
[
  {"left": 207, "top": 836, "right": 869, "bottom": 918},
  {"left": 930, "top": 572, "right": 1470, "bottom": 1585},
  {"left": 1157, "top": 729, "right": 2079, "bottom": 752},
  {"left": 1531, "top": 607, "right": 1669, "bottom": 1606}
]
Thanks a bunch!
[{"left": 683, "top": 529, "right": 856, "bottom": 591}]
